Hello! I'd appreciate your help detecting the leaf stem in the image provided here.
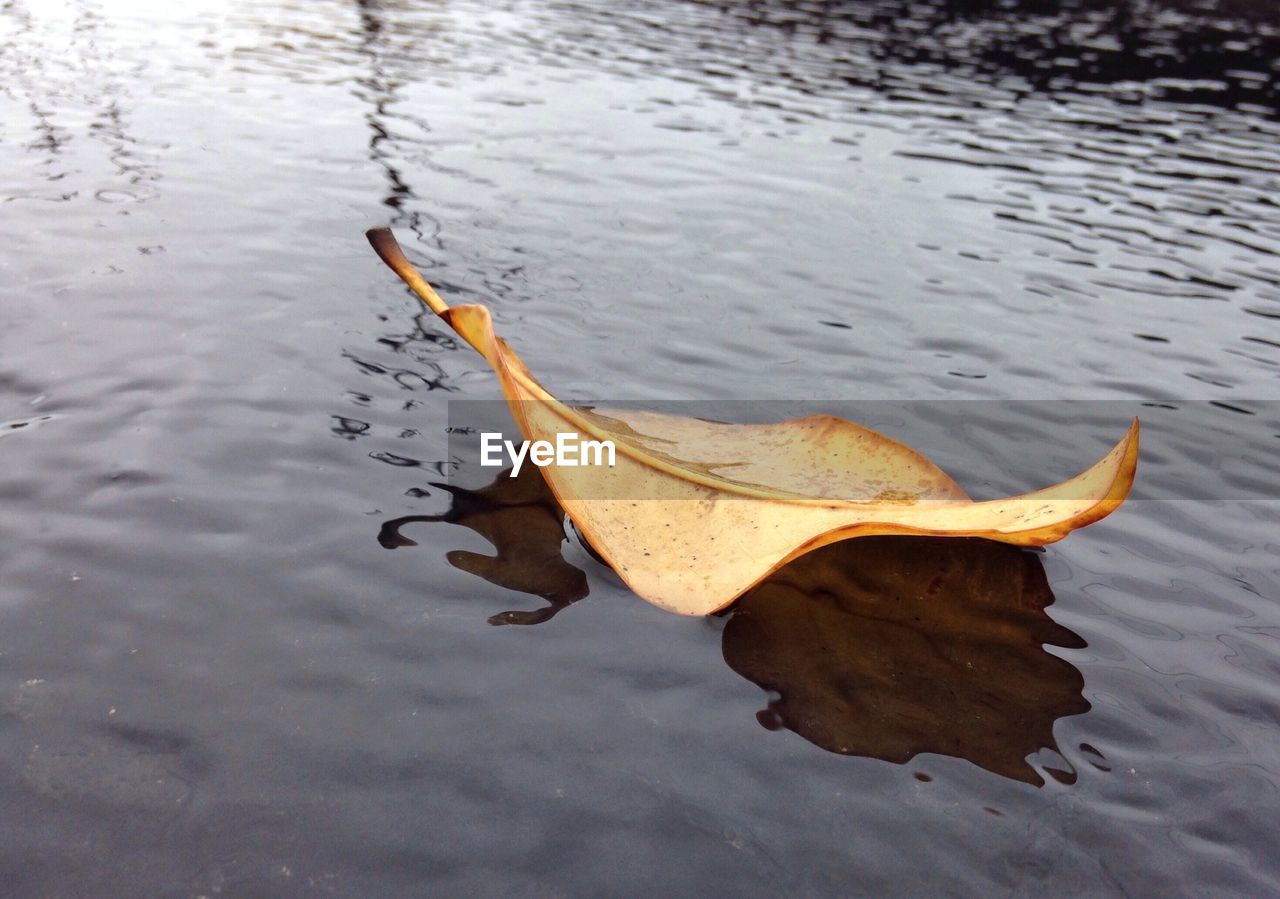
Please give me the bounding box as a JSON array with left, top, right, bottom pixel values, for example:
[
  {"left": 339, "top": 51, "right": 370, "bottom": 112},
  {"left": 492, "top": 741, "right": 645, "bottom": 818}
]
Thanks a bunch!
[{"left": 365, "top": 227, "right": 450, "bottom": 316}]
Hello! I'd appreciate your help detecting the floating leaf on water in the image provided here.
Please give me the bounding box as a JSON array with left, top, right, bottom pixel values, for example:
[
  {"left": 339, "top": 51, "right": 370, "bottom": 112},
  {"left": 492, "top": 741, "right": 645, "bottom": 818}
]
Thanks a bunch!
[{"left": 366, "top": 226, "right": 1139, "bottom": 616}]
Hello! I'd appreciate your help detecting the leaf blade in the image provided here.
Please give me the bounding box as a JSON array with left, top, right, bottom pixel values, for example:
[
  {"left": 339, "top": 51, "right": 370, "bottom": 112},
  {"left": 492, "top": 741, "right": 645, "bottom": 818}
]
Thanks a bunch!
[{"left": 366, "top": 227, "right": 1139, "bottom": 615}]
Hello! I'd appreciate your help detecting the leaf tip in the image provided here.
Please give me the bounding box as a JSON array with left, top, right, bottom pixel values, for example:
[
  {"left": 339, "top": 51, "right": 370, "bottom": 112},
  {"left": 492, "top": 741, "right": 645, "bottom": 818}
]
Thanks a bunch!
[
  {"left": 365, "top": 226, "right": 450, "bottom": 316},
  {"left": 366, "top": 225, "right": 406, "bottom": 269}
]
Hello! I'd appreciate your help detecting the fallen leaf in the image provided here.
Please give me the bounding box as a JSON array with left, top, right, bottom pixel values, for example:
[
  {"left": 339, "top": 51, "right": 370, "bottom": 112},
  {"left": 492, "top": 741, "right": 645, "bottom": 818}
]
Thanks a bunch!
[{"left": 367, "top": 227, "right": 1139, "bottom": 616}]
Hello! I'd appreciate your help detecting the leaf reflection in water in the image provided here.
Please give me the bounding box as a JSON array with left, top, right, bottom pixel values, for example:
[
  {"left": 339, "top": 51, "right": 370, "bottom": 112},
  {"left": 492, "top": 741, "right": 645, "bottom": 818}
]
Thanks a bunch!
[
  {"left": 378, "top": 466, "right": 588, "bottom": 626},
  {"left": 724, "top": 537, "right": 1089, "bottom": 785},
  {"left": 385, "top": 467, "right": 1090, "bottom": 784}
]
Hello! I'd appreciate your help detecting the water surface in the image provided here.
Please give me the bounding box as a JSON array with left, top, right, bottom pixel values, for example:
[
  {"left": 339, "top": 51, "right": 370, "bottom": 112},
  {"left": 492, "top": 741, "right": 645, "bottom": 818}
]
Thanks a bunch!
[{"left": 2, "top": 0, "right": 1279, "bottom": 894}]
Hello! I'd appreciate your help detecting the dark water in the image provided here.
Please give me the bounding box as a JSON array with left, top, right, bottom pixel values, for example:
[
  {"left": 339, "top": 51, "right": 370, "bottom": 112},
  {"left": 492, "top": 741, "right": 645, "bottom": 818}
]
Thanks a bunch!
[{"left": 3, "top": 0, "right": 1280, "bottom": 894}]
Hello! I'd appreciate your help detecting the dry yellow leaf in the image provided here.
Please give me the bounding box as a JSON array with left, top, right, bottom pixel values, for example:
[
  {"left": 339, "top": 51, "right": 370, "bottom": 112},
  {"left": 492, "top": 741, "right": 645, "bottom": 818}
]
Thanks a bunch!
[{"left": 367, "top": 227, "right": 1139, "bottom": 616}]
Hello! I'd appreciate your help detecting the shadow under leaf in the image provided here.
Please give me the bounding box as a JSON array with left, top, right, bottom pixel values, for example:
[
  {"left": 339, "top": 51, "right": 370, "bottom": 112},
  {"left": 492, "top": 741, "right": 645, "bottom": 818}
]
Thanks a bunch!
[
  {"left": 382, "top": 468, "right": 1091, "bottom": 783},
  {"left": 378, "top": 466, "right": 588, "bottom": 625},
  {"left": 722, "top": 536, "right": 1089, "bottom": 785}
]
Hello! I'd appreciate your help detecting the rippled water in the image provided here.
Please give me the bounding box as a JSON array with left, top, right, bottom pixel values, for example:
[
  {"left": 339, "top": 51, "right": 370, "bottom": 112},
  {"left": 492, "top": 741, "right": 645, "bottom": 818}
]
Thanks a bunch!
[{"left": 2, "top": 0, "right": 1279, "bottom": 894}]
